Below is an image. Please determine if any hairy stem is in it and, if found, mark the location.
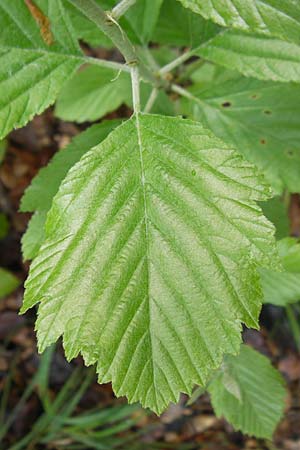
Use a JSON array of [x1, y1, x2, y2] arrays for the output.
[[67, 0, 158, 85], [85, 56, 130, 72], [112, 0, 137, 19]]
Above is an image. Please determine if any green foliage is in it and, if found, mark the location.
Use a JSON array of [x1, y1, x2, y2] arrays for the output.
[[1, 0, 298, 436], [152, 0, 220, 46], [55, 66, 130, 123], [0, 0, 84, 139], [21, 121, 121, 259], [259, 196, 289, 240], [260, 238, 300, 306], [177, 0, 300, 45], [22, 115, 277, 413], [208, 345, 286, 439], [181, 67, 300, 192], [22, 211, 47, 261], [0, 268, 20, 299], [198, 31, 300, 83]]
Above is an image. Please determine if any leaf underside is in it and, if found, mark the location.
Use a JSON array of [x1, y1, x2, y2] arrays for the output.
[[22, 115, 277, 414]]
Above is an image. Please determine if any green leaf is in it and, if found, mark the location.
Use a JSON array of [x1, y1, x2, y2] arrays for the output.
[[55, 66, 174, 123], [65, 0, 113, 48], [260, 238, 300, 306], [259, 196, 289, 240], [152, 0, 220, 46], [55, 66, 131, 123], [21, 120, 121, 213], [23, 115, 277, 414], [198, 31, 300, 83], [124, 0, 163, 44], [0, 268, 20, 298], [0, 0, 83, 140], [180, 70, 300, 192], [177, 0, 300, 45], [208, 345, 286, 439], [22, 211, 47, 261]]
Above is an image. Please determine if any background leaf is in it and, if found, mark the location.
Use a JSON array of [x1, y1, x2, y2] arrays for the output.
[[0, 0, 83, 140], [177, 0, 300, 45], [198, 31, 300, 83], [152, 1, 220, 46], [261, 238, 300, 306], [23, 115, 277, 414], [208, 344, 286, 439], [180, 67, 300, 192], [55, 66, 130, 123], [0, 268, 20, 299]]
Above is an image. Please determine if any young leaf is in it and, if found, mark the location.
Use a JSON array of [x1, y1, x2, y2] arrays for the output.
[[0, 0, 83, 140], [260, 238, 300, 306], [177, 0, 300, 45], [181, 71, 300, 193], [55, 66, 131, 123], [22, 115, 277, 414], [0, 268, 20, 298], [208, 345, 286, 439], [198, 31, 300, 83]]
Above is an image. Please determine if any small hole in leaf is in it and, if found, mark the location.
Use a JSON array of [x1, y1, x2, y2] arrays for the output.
[[251, 94, 258, 99], [222, 101, 231, 108], [191, 169, 196, 176], [264, 110, 272, 115], [260, 139, 266, 145]]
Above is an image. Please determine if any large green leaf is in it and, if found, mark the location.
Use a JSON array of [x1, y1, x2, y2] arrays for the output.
[[177, 0, 300, 45], [208, 344, 286, 439], [21, 121, 121, 260], [22, 115, 277, 414], [260, 238, 300, 306], [0, 0, 83, 140], [198, 31, 300, 83], [181, 69, 300, 192]]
